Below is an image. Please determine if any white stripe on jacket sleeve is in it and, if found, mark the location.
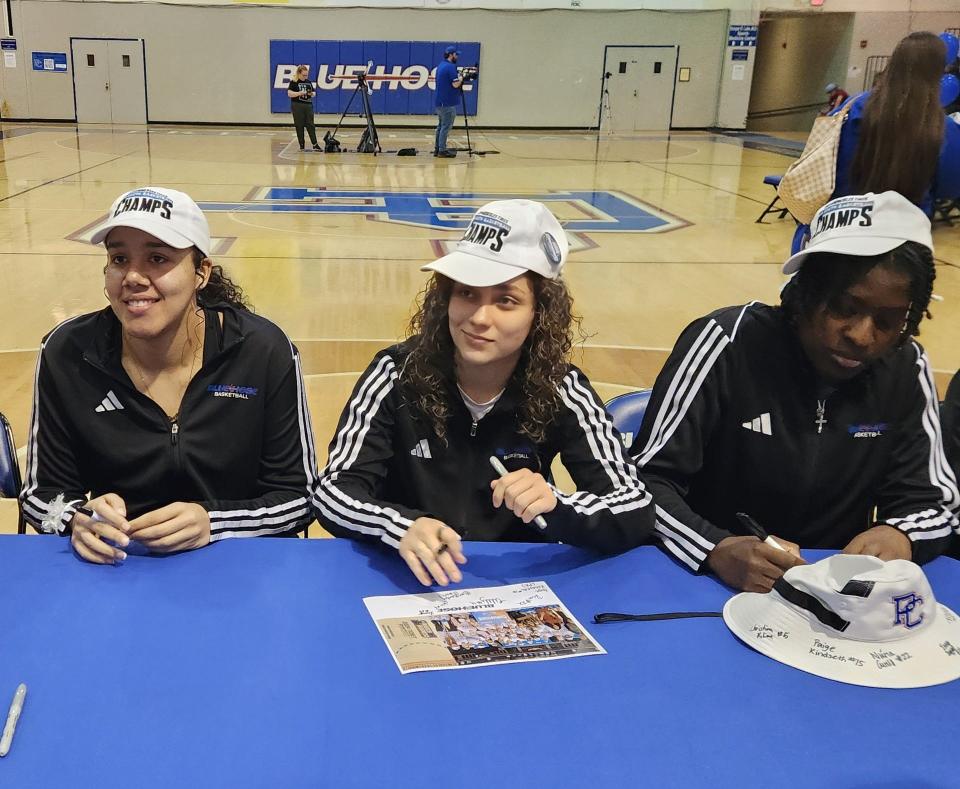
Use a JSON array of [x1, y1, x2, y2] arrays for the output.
[[313, 356, 413, 546]]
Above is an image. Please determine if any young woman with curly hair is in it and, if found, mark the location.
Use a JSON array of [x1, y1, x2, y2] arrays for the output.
[[314, 200, 655, 586], [20, 187, 317, 563]]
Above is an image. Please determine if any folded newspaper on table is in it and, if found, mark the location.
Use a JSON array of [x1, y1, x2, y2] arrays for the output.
[[364, 581, 605, 674]]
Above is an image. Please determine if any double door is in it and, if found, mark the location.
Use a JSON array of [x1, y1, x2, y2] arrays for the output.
[[603, 46, 677, 132], [72, 39, 146, 124]]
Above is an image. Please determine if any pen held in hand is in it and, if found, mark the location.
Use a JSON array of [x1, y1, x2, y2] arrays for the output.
[[489, 456, 548, 530], [735, 512, 787, 553], [0, 683, 27, 758]]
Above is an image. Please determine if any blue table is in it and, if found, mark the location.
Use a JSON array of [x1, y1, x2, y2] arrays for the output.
[[1, 537, 957, 788]]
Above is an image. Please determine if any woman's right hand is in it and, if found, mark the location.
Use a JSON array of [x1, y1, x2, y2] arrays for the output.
[[398, 518, 467, 587], [70, 493, 131, 565]]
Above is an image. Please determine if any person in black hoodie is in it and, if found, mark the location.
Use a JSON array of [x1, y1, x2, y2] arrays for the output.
[[313, 200, 655, 587], [20, 187, 317, 563], [633, 191, 959, 592]]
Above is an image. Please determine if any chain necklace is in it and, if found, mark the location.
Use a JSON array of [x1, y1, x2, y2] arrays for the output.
[[126, 319, 203, 421], [815, 399, 828, 435]]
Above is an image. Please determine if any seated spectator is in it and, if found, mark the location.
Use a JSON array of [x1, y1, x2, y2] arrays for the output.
[[833, 31, 960, 216]]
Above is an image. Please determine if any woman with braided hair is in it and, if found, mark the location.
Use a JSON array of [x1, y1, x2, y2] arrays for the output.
[[632, 192, 959, 592], [313, 200, 656, 587]]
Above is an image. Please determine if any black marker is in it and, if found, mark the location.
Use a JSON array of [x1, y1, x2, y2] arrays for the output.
[[735, 512, 786, 552]]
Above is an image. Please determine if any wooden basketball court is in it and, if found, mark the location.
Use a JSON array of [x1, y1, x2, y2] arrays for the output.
[[2, 121, 958, 533]]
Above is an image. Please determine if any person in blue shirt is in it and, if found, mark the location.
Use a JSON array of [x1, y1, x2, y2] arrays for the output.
[[434, 46, 463, 158], [833, 31, 960, 217]]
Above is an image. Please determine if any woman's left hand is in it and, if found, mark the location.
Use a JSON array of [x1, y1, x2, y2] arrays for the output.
[[490, 469, 557, 524], [127, 502, 212, 553], [842, 525, 912, 561]]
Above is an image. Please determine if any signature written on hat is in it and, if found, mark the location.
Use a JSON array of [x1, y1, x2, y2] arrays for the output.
[[723, 554, 960, 688]]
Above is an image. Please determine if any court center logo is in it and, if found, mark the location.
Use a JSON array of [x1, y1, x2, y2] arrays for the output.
[[69, 190, 690, 250], [200, 189, 689, 239]]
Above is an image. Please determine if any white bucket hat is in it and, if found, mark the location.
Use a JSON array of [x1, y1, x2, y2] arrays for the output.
[[723, 554, 960, 688], [422, 199, 568, 287], [90, 187, 211, 257], [782, 191, 932, 275]]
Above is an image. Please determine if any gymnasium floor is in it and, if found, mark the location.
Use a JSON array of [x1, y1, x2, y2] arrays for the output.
[[2, 121, 958, 534]]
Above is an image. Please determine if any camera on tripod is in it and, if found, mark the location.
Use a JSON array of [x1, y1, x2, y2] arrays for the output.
[[459, 66, 479, 82]]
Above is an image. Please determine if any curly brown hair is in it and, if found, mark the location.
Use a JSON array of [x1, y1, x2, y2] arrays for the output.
[[191, 248, 251, 311], [401, 273, 583, 445]]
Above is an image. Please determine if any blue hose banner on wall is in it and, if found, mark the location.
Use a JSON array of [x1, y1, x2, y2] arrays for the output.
[[269, 40, 481, 116]]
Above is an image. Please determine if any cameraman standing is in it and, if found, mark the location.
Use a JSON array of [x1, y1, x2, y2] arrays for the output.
[[434, 46, 463, 158], [287, 64, 320, 152]]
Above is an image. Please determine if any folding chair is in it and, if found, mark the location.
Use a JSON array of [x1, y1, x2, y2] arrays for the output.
[[933, 198, 960, 226], [0, 412, 26, 534], [604, 390, 652, 452], [756, 175, 791, 223]]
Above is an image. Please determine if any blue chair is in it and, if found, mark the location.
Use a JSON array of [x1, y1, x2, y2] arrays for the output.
[[791, 223, 810, 256], [605, 389, 652, 451], [0, 412, 25, 535], [756, 175, 791, 223]]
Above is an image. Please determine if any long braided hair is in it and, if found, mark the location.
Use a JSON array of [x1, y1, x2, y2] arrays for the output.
[[780, 241, 935, 342]]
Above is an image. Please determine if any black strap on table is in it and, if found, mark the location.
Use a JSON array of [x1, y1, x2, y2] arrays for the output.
[[593, 611, 722, 624], [773, 577, 850, 632]]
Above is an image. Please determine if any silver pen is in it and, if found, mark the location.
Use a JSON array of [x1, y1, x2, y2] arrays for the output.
[[489, 456, 548, 530], [0, 683, 27, 757]]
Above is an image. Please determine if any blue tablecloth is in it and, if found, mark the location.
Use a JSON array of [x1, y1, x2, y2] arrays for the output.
[[0, 536, 957, 788]]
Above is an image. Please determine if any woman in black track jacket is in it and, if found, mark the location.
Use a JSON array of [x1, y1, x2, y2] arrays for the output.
[[633, 192, 959, 592], [314, 200, 655, 586], [20, 188, 316, 563]]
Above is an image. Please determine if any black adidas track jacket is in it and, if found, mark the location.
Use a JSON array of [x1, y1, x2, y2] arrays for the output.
[[632, 303, 959, 572], [313, 343, 655, 553], [20, 306, 317, 539]]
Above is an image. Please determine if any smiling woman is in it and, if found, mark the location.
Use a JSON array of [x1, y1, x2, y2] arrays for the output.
[[313, 199, 657, 587], [18, 187, 318, 564]]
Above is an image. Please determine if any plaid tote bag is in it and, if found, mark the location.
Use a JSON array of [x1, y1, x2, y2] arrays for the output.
[[777, 100, 854, 224]]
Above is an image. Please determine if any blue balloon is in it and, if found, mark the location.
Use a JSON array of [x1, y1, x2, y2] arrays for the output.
[[942, 74, 960, 107], [941, 32, 959, 66]]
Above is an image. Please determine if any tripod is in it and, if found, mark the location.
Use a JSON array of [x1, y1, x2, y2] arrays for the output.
[[454, 73, 496, 157], [593, 70, 614, 160], [596, 71, 613, 132], [324, 72, 381, 155]]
